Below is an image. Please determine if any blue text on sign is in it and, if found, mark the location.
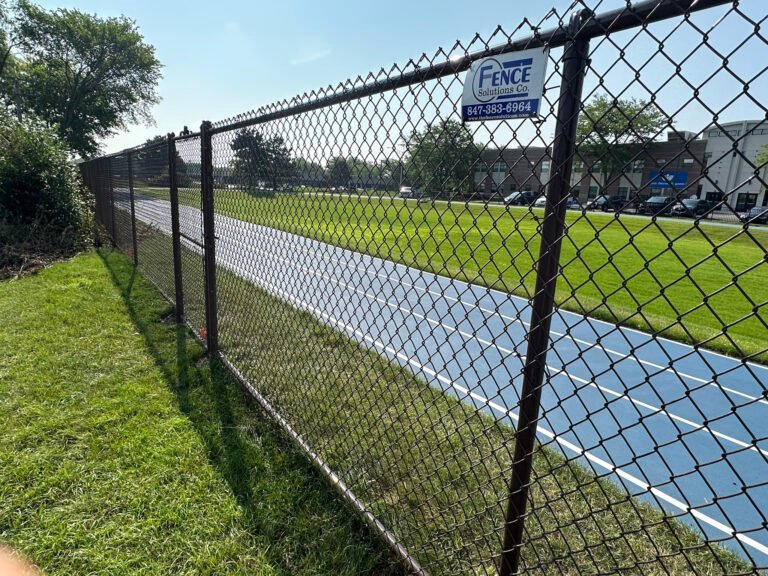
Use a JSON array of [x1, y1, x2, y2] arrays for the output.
[[478, 58, 533, 88]]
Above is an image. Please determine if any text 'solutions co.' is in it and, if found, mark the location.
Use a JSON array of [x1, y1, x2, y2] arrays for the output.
[[461, 47, 549, 121]]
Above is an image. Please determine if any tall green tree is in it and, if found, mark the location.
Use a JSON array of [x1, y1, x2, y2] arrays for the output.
[[133, 135, 191, 187], [756, 144, 768, 195], [230, 128, 293, 192], [294, 157, 324, 185], [326, 157, 351, 189], [404, 119, 479, 196], [576, 94, 668, 191], [2, 1, 161, 157]]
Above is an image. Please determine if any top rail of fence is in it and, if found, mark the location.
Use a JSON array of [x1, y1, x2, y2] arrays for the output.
[[207, 0, 733, 135]]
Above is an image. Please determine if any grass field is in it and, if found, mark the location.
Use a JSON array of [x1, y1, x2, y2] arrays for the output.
[[0, 251, 402, 575], [137, 186, 768, 361], [125, 228, 750, 575]]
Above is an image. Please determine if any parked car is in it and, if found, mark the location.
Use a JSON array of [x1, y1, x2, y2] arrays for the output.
[[503, 191, 537, 206], [669, 198, 714, 218], [399, 186, 423, 199], [740, 206, 768, 224], [586, 194, 624, 212], [566, 197, 582, 210], [638, 195, 676, 215], [533, 195, 547, 208]]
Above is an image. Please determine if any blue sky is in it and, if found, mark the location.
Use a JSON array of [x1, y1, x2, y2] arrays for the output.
[[35, 0, 766, 154]]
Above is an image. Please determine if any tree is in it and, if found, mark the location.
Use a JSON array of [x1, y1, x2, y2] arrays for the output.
[[576, 94, 668, 192], [757, 144, 768, 194], [0, 113, 86, 226], [377, 158, 405, 191], [0, 1, 18, 79], [230, 128, 293, 192], [1, 2, 161, 157], [133, 135, 190, 187], [294, 157, 324, 186], [404, 119, 479, 196], [326, 157, 351, 189]]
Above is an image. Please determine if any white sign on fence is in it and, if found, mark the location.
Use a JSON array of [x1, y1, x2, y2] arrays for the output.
[[461, 47, 549, 121]]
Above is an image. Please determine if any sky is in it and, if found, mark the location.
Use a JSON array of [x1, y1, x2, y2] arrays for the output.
[[34, 0, 767, 156]]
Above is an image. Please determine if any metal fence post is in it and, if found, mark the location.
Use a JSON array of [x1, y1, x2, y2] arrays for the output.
[[127, 151, 139, 265], [168, 134, 186, 323], [107, 157, 116, 242], [200, 120, 219, 354], [499, 11, 591, 576]]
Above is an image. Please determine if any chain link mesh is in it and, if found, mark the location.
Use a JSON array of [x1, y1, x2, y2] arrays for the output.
[[81, 1, 768, 573]]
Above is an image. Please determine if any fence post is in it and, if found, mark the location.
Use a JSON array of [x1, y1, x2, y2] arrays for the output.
[[127, 151, 139, 265], [168, 134, 186, 323], [200, 121, 219, 354], [108, 157, 116, 242], [499, 10, 591, 576]]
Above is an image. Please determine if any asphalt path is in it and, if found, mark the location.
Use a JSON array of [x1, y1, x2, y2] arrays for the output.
[[119, 191, 768, 565]]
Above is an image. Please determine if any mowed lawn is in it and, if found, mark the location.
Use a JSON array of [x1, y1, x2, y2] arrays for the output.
[[138, 187, 768, 361], [0, 251, 401, 575]]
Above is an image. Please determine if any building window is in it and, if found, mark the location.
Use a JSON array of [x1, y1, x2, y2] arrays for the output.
[[492, 161, 507, 174], [682, 158, 694, 165], [570, 187, 580, 197], [703, 152, 713, 165], [475, 162, 492, 176], [573, 159, 584, 172], [541, 160, 551, 172], [706, 192, 724, 206], [656, 159, 666, 165], [523, 183, 533, 192], [736, 193, 758, 212], [631, 160, 645, 173], [709, 128, 740, 138], [588, 186, 599, 199], [752, 128, 768, 135], [618, 186, 630, 199]]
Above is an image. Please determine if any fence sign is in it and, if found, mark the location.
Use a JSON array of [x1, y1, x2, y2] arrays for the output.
[[461, 47, 548, 121]]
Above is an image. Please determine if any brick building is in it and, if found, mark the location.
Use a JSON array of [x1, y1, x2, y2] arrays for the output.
[[475, 131, 708, 204]]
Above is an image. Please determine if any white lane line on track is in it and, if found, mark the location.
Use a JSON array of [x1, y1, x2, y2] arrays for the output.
[[225, 224, 768, 459]]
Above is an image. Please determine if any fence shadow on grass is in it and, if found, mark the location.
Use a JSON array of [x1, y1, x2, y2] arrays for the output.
[[96, 246, 405, 576]]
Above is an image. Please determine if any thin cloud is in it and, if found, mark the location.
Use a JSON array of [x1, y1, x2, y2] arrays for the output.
[[291, 48, 331, 66]]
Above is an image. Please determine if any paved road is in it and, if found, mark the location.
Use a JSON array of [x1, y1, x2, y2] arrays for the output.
[[120, 191, 768, 565]]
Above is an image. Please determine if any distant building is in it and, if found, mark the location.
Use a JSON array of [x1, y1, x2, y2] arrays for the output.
[[473, 146, 550, 198], [566, 131, 706, 203], [701, 120, 768, 212], [475, 123, 768, 212], [475, 133, 708, 203]]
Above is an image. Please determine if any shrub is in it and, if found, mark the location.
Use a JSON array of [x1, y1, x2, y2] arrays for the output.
[[0, 114, 92, 274]]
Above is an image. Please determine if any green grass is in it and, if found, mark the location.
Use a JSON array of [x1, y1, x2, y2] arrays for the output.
[[128, 229, 750, 575], [0, 250, 403, 575], [136, 186, 768, 362]]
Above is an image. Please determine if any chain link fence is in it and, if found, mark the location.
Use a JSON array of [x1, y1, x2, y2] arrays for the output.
[[80, 1, 768, 573]]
